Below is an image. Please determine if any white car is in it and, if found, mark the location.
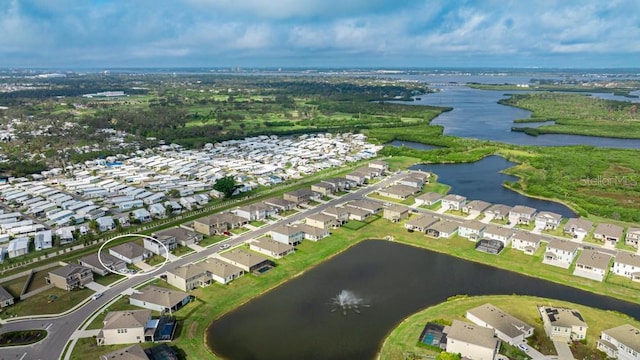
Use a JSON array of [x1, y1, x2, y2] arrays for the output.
[[92, 293, 103, 300], [517, 343, 530, 352], [219, 244, 230, 250]]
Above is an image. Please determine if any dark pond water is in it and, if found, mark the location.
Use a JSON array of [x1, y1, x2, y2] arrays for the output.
[[385, 140, 440, 150], [208, 240, 639, 360], [410, 155, 575, 218], [414, 86, 640, 148]]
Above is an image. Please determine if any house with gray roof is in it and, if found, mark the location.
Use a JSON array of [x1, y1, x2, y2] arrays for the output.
[[445, 320, 500, 360], [270, 225, 304, 246], [152, 227, 203, 247], [346, 199, 382, 214], [109, 242, 152, 264], [383, 204, 410, 222], [538, 306, 587, 342], [129, 285, 191, 314], [485, 204, 512, 221], [594, 223, 624, 245], [611, 252, 640, 282], [305, 213, 337, 229], [97, 310, 155, 345], [311, 182, 336, 196], [283, 188, 318, 204], [199, 258, 244, 285], [573, 249, 612, 282], [564, 218, 593, 240], [99, 344, 150, 360], [249, 238, 295, 259], [483, 225, 514, 247], [625, 227, 640, 248], [79, 252, 127, 276], [466, 303, 534, 345], [321, 206, 350, 225], [462, 200, 492, 214], [509, 205, 537, 225], [535, 211, 563, 230], [404, 214, 439, 233], [263, 197, 297, 211], [46, 264, 93, 291], [166, 263, 210, 291], [543, 239, 579, 269], [597, 324, 640, 360], [511, 230, 543, 255], [377, 184, 419, 200], [218, 249, 271, 273], [426, 221, 459, 238], [300, 224, 330, 241], [415, 192, 443, 207], [441, 194, 466, 211], [0, 286, 14, 308], [458, 220, 486, 241]]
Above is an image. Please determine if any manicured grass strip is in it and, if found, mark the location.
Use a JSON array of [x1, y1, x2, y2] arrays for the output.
[[0, 330, 48, 347]]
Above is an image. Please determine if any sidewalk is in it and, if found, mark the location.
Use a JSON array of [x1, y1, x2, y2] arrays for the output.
[[70, 329, 101, 340]]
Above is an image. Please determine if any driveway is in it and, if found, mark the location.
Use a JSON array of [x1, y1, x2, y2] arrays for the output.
[[480, 213, 494, 224], [553, 341, 575, 360], [465, 210, 480, 220], [84, 281, 109, 293], [188, 243, 205, 252], [134, 261, 155, 272]]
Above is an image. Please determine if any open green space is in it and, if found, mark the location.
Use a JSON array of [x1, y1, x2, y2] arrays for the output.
[[93, 273, 125, 286], [172, 245, 195, 257], [378, 294, 640, 360], [0, 287, 93, 319]]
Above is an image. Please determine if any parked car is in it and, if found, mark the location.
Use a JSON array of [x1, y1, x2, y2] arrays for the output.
[[517, 343, 530, 352], [223, 231, 232, 236], [92, 293, 103, 300]]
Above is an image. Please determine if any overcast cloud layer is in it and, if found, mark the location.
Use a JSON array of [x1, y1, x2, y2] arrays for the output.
[[1, 0, 638, 68]]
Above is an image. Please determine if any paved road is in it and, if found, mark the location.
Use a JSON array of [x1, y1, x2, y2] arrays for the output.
[[0, 172, 404, 360]]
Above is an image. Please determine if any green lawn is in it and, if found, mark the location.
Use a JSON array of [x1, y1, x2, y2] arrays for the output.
[[0, 288, 93, 319], [378, 294, 640, 360], [229, 227, 249, 235], [172, 245, 195, 257], [249, 220, 267, 227], [93, 274, 125, 286], [2, 276, 27, 298], [280, 209, 299, 217], [69, 338, 160, 360], [199, 235, 228, 247], [145, 254, 167, 267], [85, 295, 149, 330], [342, 220, 369, 231]]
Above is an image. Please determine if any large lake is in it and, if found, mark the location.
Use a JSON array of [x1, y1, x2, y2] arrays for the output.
[[410, 155, 576, 217], [208, 240, 639, 360], [408, 85, 640, 148]]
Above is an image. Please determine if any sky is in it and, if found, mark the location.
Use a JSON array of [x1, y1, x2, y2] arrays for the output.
[[1, 0, 639, 69]]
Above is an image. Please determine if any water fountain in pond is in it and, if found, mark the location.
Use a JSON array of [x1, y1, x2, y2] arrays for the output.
[[331, 290, 369, 315]]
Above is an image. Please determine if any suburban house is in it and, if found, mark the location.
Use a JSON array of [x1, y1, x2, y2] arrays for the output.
[[462, 200, 492, 215], [109, 242, 152, 264], [0, 286, 15, 308], [368, 160, 389, 171], [151, 227, 203, 247], [7, 237, 29, 258], [597, 324, 640, 360], [345, 171, 367, 186], [444, 320, 501, 360], [300, 224, 330, 241], [509, 205, 537, 225], [573, 249, 612, 282], [283, 188, 318, 204], [249, 238, 295, 259], [543, 239, 579, 269], [321, 206, 350, 225], [377, 184, 419, 200], [511, 230, 542, 255], [441, 194, 466, 211], [218, 249, 272, 273], [305, 213, 337, 229], [96, 216, 116, 232], [539, 306, 588, 342], [322, 177, 353, 191], [594, 223, 625, 245], [46, 264, 94, 291], [233, 202, 275, 221], [96, 310, 174, 345], [98, 343, 180, 360], [485, 204, 512, 221], [144, 235, 177, 256], [347, 206, 372, 221], [270, 225, 305, 246], [383, 204, 410, 222], [626, 227, 640, 248], [415, 192, 443, 207], [458, 220, 486, 241], [426, 221, 459, 238], [396, 171, 429, 188], [611, 252, 640, 282], [563, 218, 594, 240], [166, 263, 210, 291], [263, 197, 297, 211], [34, 230, 53, 251], [193, 213, 247, 236], [534, 211, 563, 230], [483, 225, 514, 247], [78, 253, 127, 276], [405, 214, 440, 233], [131, 208, 152, 223], [199, 258, 244, 285], [346, 199, 382, 214], [129, 285, 191, 314], [311, 182, 336, 196], [148, 203, 167, 218], [466, 303, 534, 345]]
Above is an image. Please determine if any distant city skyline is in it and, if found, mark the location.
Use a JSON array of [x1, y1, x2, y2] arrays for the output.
[[1, 0, 639, 68]]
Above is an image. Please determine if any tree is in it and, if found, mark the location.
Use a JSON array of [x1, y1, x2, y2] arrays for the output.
[[214, 176, 236, 198]]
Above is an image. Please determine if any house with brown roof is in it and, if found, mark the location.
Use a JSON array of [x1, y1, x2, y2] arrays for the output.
[[626, 227, 640, 248], [311, 182, 336, 196], [345, 170, 368, 185], [462, 200, 492, 214], [377, 184, 419, 200], [509, 205, 537, 225], [233, 202, 276, 221], [444, 320, 501, 360], [249, 238, 295, 259], [396, 171, 430, 188], [109, 242, 152, 264], [263, 197, 297, 211], [483, 225, 513, 247], [283, 188, 318, 204], [485, 204, 512, 221], [466, 303, 534, 345], [511, 230, 542, 255], [79, 252, 127, 276], [321, 177, 354, 191], [441, 194, 466, 211], [129, 286, 191, 314], [96, 310, 160, 345], [458, 220, 486, 241], [166, 263, 210, 291], [346, 206, 371, 221], [539, 306, 588, 342], [573, 249, 612, 282], [594, 223, 624, 245], [193, 213, 247, 236], [535, 211, 563, 230], [0, 286, 14, 308], [270, 225, 304, 245], [611, 252, 640, 282], [368, 160, 388, 171], [596, 324, 640, 360], [46, 264, 94, 291], [426, 221, 459, 238], [151, 227, 203, 247], [346, 199, 382, 214], [321, 206, 350, 225], [305, 213, 337, 230], [218, 249, 272, 273], [543, 239, 579, 269], [404, 214, 439, 233], [415, 192, 443, 207], [300, 224, 330, 241], [383, 204, 410, 222], [99, 344, 150, 360], [199, 258, 244, 285], [563, 218, 593, 240]]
